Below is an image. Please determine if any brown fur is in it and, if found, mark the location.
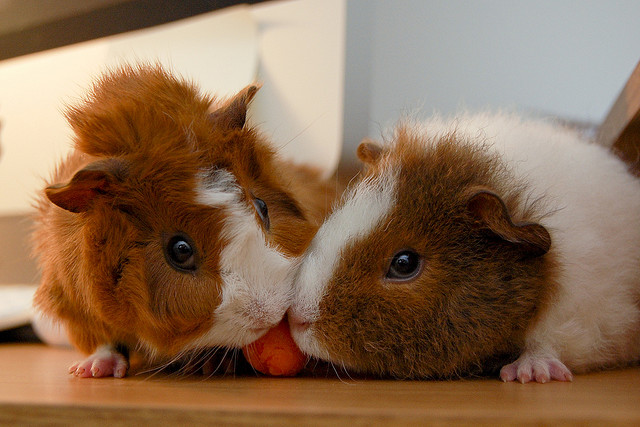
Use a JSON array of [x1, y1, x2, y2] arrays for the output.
[[315, 125, 557, 378], [32, 64, 337, 359]]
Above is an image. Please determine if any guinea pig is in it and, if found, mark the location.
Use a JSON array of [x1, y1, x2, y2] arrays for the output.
[[32, 64, 336, 378], [289, 112, 640, 383]]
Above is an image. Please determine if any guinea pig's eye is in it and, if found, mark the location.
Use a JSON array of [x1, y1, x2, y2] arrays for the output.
[[252, 197, 270, 230], [385, 250, 423, 282], [164, 234, 198, 272]]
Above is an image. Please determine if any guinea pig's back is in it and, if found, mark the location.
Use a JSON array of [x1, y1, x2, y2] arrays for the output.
[[422, 112, 640, 370]]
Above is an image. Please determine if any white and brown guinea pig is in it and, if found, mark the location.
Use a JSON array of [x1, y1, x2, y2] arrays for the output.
[[289, 112, 640, 383], [33, 64, 336, 378]]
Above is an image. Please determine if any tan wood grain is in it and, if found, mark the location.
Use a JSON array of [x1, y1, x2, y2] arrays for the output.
[[0, 344, 638, 426], [598, 60, 640, 171]]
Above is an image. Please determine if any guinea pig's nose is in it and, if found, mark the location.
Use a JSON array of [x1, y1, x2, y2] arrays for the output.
[[287, 310, 311, 333]]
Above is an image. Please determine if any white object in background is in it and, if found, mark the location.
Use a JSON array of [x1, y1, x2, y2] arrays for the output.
[[0, 284, 38, 331], [104, 5, 258, 98], [0, 5, 258, 216], [31, 310, 71, 347], [250, 0, 345, 178]]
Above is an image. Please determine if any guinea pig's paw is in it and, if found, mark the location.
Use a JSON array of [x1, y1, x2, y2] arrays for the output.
[[500, 354, 573, 384], [69, 345, 129, 378]]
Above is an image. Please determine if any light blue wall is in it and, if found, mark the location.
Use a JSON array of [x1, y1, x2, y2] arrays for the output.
[[341, 0, 640, 168]]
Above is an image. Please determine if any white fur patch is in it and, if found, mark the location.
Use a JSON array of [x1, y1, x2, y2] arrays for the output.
[[290, 163, 397, 356], [196, 168, 242, 207], [188, 169, 295, 349]]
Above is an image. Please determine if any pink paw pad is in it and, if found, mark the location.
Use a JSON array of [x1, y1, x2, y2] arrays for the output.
[[69, 346, 129, 378], [500, 355, 573, 383]]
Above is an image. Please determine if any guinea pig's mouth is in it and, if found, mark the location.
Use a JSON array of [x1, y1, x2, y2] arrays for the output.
[[245, 316, 285, 339], [186, 316, 282, 350], [287, 311, 330, 361], [247, 325, 271, 336], [287, 311, 360, 370], [288, 312, 311, 334]]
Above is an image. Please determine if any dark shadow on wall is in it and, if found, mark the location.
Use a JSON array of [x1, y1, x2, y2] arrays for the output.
[[0, 0, 267, 61]]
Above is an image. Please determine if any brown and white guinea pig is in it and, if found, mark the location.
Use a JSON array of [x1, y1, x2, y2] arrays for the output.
[[289, 112, 640, 383], [32, 64, 336, 378]]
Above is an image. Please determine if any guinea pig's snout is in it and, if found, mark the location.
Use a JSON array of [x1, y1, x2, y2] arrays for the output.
[[287, 263, 325, 346], [287, 309, 311, 333], [244, 299, 284, 332], [287, 304, 327, 359]]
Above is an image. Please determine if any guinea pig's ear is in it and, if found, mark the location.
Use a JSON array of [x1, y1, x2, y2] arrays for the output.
[[209, 84, 260, 130], [466, 190, 551, 258], [45, 158, 127, 213], [357, 139, 383, 165]]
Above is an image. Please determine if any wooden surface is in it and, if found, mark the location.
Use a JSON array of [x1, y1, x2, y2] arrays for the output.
[[597, 60, 640, 170], [0, 344, 638, 426]]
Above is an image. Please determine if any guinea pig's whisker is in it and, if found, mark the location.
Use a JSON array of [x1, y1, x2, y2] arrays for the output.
[[225, 348, 237, 379], [136, 357, 178, 379], [138, 347, 206, 379], [231, 348, 242, 378], [329, 361, 349, 384], [213, 347, 233, 377], [276, 114, 324, 152], [243, 346, 260, 377], [178, 349, 205, 377], [310, 357, 322, 372], [196, 348, 218, 380], [192, 347, 213, 366], [339, 361, 356, 383]]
